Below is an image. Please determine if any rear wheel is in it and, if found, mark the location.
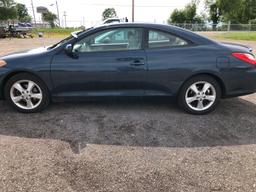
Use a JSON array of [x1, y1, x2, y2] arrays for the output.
[[178, 75, 221, 115], [5, 73, 50, 113]]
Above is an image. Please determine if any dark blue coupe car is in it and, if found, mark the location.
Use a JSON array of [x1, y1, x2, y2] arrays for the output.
[[0, 23, 256, 114]]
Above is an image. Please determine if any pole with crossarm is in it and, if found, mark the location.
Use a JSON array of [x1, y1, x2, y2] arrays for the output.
[[132, 0, 134, 22]]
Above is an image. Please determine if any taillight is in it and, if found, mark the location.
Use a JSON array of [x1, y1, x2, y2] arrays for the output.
[[232, 52, 256, 65]]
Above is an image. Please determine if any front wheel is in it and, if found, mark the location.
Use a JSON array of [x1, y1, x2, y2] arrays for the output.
[[178, 75, 221, 115], [5, 73, 50, 113]]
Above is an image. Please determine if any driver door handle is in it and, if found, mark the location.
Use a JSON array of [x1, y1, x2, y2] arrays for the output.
[[117, 57, 145, 66], [130, 59, 145, 66]]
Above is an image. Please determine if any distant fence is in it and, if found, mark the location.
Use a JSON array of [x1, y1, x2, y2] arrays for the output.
[[170, 23, 256, 32], [28, 21, 256, 32], [2, 20, 256, 32]]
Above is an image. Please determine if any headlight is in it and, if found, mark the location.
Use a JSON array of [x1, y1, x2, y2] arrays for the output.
[[0, 60, 7, 67]]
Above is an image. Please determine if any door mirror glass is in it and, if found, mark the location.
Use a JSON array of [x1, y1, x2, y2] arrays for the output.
[[65, 44, 73, 55], [65, 44, 79, 59]]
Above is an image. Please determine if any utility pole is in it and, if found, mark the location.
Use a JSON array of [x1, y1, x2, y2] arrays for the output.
[[132, 0, 134, 22], [63, 11, 67, 28], [82, 16, 85, 27], [31, 0, 36, 25], [56, 1, 61, 27]]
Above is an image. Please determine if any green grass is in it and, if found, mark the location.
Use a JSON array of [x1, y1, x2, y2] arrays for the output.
[[214, 32, 256, 41], [32, 28, 80, 38]]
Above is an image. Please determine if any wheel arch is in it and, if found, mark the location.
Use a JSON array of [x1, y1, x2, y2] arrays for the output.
[[180, 72, 226, 98], [1, 70, 50, 100]]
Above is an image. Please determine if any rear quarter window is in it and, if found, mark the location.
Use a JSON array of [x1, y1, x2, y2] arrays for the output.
[[148, 30, 188, 49]]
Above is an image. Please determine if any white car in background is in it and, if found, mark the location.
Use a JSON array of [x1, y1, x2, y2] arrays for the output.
[[102, 17, 129, 24]]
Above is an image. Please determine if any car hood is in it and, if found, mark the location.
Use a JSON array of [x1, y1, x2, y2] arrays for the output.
[[219, 42, 253, 54], [1, 46, 49, 60]]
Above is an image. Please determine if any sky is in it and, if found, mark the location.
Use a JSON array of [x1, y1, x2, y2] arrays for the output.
[[16, 0, 205, 27]]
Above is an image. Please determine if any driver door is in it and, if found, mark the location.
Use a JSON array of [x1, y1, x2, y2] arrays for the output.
[[51, 27, 147, 99]]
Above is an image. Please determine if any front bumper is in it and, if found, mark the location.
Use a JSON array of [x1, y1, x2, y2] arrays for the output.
[[0, 68, 10, 100]]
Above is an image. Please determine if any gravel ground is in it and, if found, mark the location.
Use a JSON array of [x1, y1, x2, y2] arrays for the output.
[[1, 35, 256, 192]]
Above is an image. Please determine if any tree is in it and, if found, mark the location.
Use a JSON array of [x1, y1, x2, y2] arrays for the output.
[[183, 2, 197, 23], [102, 8, 117, 21], [241, 0, 256, 23], [168, 9, 186, 24], [0, 7, 16, 20], [16, 3, 31, 22], [217, 0, 243, 23], [0, 0, 17, 21], [0, 0, 15, 7], [205, 0, 222, 30], [205, 0, 256, 25], [168, 1, 202, 24], [42, 11, 57, 28]]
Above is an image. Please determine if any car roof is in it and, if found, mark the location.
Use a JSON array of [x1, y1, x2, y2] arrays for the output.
[[97, 22, 180, 30]]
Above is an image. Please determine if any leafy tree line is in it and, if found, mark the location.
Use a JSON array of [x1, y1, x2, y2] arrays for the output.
[[102, 8, 117, 21], [168, 0, 256, 30], [205, 0, 256, 25], [42, 11, 57, 28], [168, 0, 205, 25], [0, 0, 31, 22], [0, 0, 58, 28]]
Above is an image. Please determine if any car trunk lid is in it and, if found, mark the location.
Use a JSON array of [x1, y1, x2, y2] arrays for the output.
[[219, 42, 253, 54]]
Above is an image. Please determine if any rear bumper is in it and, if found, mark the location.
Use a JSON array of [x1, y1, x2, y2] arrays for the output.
[[223, 67, 256, 97]]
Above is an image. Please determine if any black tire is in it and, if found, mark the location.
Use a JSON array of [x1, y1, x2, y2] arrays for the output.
[[4, 73, 50, 113], [178, 75, 221, 115]]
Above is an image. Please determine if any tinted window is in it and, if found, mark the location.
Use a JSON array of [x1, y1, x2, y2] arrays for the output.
[[148, 30, 188, 49], [73, 28, 143, 53]]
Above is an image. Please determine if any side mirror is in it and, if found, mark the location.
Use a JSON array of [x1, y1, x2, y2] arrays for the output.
[[65, 44, 73, 55], [65, 44, 78, 59]]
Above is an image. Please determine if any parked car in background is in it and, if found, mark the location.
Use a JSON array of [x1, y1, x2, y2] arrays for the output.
[[0, 23, 256, 114], [102, 17, 129, 24], [0, 23, 33, 38], [0, 26, 7, 38]]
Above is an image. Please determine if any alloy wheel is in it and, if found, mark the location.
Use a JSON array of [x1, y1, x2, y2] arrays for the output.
[[10, 80, 43, 110], [185, 81, 216, 111]]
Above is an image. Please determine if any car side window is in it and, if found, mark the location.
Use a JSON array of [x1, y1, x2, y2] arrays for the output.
[[148, 30, 188, 49], [73, 28, 143, 53]]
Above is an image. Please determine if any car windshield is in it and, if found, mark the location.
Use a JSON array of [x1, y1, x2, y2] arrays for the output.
[[47, 35, 74, 50], [47, 29, 92, 50]]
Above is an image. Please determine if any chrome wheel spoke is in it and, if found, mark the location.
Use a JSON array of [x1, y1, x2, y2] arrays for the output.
[[31, 93, 42, 100], [190, 84, 199, 94], [13, 95, 23, 103], [26, 99, 34, 108], [27, 81, 35, 92], [205, 95, 215, 102], [186, 96, 197, 104], [197, 100, 204, 109], [13, 83, 24, 93], [202, 83, 211, 93]]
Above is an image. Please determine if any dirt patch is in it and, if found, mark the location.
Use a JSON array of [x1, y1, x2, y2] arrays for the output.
[[0, 38, 61, 56]]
